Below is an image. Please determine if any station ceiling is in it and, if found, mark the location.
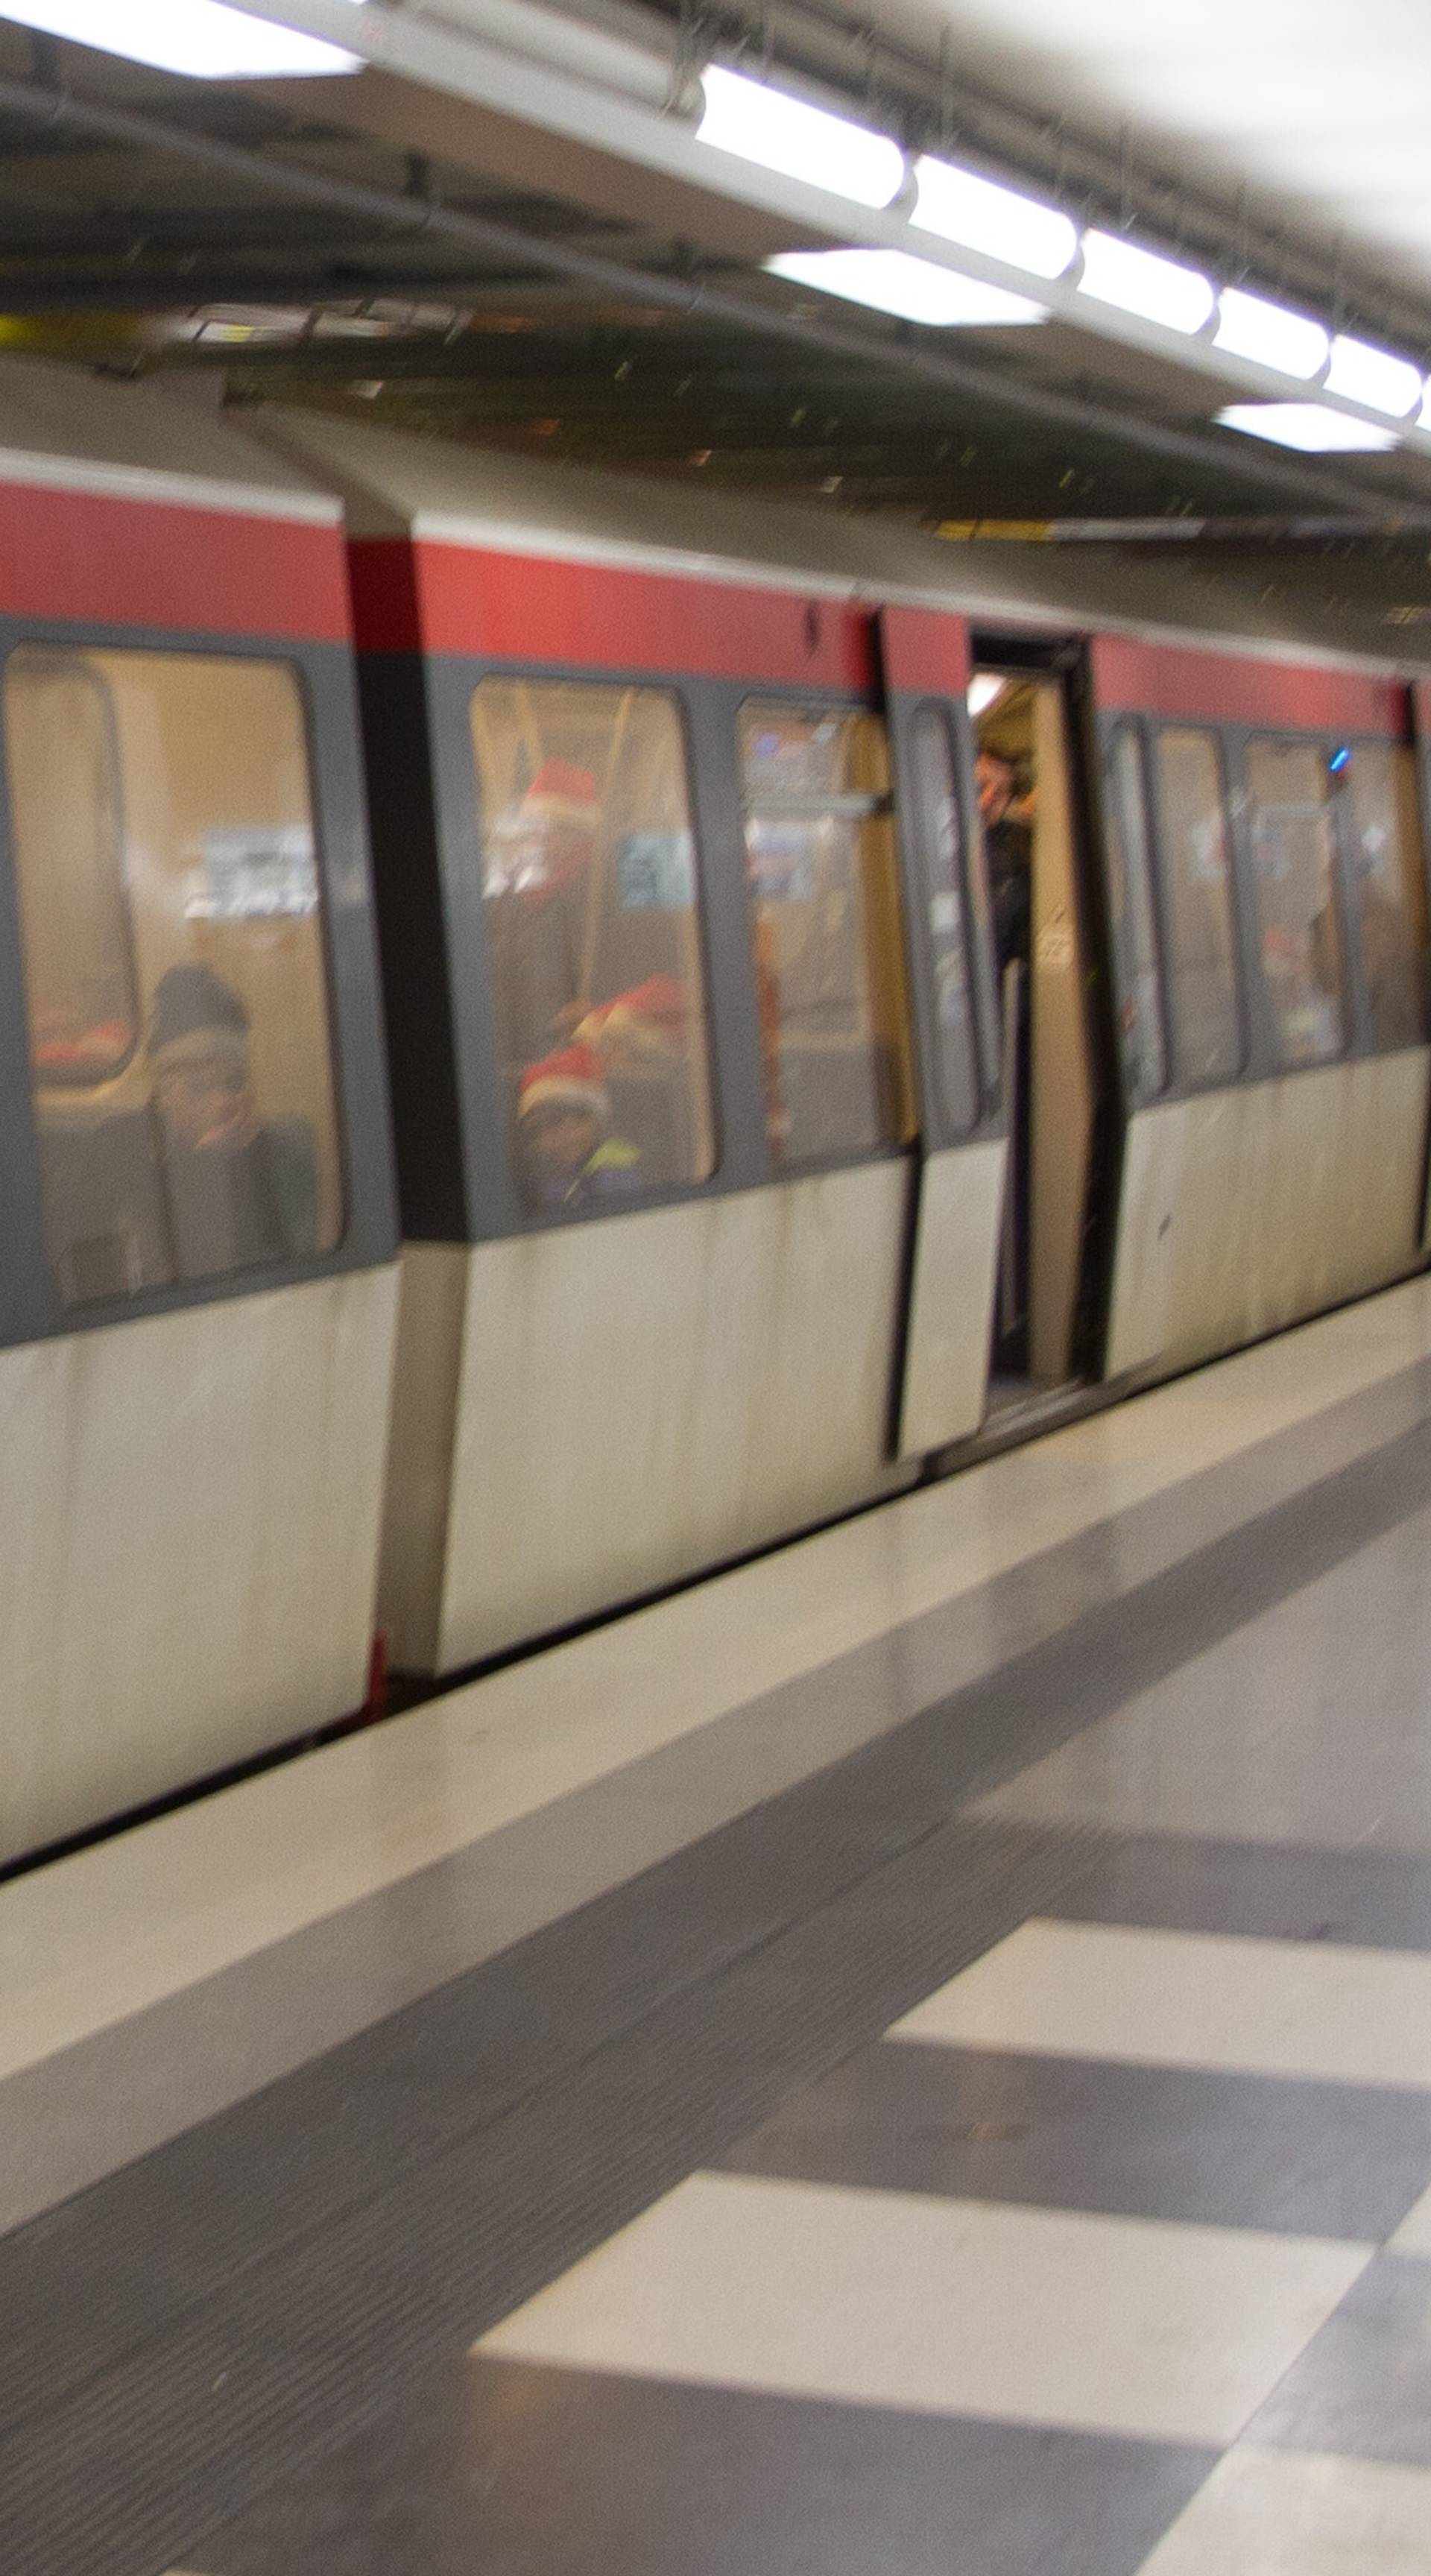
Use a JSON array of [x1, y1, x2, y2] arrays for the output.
[[1, 0, 1431, 632]]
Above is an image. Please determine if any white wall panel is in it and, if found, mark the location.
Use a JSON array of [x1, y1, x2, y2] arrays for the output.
[[380, 1165, 916, 1673], [1107, 1052, 1430, 1378], [896, 1140, 1005, 1457], [0, 1266, 398, 1863]]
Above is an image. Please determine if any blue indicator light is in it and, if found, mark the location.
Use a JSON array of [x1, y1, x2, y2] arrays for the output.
[[1329, 745, 1351, 774]]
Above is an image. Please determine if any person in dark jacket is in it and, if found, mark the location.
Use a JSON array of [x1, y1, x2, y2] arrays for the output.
[[977, 748, 1033, 976], [148, 962, 317, 1279]]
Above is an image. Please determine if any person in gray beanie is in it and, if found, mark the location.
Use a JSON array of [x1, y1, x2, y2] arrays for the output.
[[148, 963, 317, 1278]]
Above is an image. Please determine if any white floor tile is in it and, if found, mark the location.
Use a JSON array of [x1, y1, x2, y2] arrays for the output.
[[476, 2171, 1369, 2447], [1134, 2444, 1431, 2572], [891, 1921, 1431, 2091]]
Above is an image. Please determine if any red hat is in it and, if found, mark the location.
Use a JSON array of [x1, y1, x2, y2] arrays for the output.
[[519, 760, 599, 831], [517, 1044, 611, 1126]]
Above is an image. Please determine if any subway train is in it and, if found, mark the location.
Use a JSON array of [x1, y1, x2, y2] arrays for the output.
[[2, 354, 1429, 1868]]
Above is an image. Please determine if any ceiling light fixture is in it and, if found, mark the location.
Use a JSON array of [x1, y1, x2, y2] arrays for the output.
[[1324, 334, 1423, 417], [911, 157, 1077, 280], [1216, 402, 1399, 453], [967, 675, 1006, 716], [0, 0, 365, 76], [765, 247, 1047, 327], [697, 63, 905, 209], [1077, 230, 1215, 335], [1213, 287, 1328, 382]]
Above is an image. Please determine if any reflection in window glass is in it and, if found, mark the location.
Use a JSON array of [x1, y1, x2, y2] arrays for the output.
[[1105, 727, 1166, 1098], [1154, 728, 1242, 1083], [909, 706, 978, 1132], [739, 702, 914, 1161], [1338, 741, 1429, 1048], [7, 647, 342, 1309], [1245, 736, 1345, 1065], [471, 678, 714, 1215]]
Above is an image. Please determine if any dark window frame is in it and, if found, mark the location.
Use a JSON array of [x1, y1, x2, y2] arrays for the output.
[[903, 695, 988, 1137], [1326, 732, 1431, 1055], [1239, 725, 1354, 1073], [0, 614, 394, 1349], [467, 665, 724, 1225], [6, 645, 142, 1095], [1101, 716, 1172, 1106], [735, 685, 919, 1174], [1146, 717, 1249, 1090]]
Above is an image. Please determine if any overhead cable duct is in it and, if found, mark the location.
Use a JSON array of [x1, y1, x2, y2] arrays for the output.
[[0, 67, 1429, 529]]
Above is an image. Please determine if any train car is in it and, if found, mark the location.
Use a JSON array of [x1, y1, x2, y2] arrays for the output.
[[0, 362, 397, 1866], [258, 408, 1431, 1680]]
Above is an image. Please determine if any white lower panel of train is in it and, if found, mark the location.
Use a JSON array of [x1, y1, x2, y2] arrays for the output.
[[1108, 1048, 1431, 1379], [1, 1265, 399, 1866], [379, 1154, 1004, 1676]]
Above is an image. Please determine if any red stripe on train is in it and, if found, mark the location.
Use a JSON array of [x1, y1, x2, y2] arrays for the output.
[[879, 605, 970, 698], [348, 536, 879, 689], [0, 482, 350, 643], [1093, 635, 1409, 737]]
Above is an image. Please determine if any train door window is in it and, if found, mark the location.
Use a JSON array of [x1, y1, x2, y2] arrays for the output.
[[738, 701, 914, 1162], [1336, 740, 1430, 1048], [1104, 724, 1167, 1099], [471, 678, 715, 1215], [7, 645, 343, 1309], [1245, 735, 1346, 1065], [1153, 727, 1243, 1085], [908, 703, 979, 1133]]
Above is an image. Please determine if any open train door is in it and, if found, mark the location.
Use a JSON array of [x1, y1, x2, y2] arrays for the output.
[[877, 607, 1007, 1455], [963, 628, 1119, 1419]]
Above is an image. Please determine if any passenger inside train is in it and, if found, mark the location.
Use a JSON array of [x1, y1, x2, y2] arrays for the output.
[[147, 964, 319, 1279], [514, 1041, 642, 1213]]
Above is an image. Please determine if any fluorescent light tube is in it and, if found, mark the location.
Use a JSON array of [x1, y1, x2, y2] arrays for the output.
[[1324, 334, 1423, 417], [1078, 229, 1214, 334], [698, 64, 905, 210], [967, 675, 1006, 715], [765, 248, 1047, 326], [0, 0, 364, 75], [1217, 402, 1398, 452], [911, 157, 1076, 280], [1214, 288, 1328, 382]]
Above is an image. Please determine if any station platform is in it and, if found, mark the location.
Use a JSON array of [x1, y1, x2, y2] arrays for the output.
[[8, 1279, 1431, 2575]]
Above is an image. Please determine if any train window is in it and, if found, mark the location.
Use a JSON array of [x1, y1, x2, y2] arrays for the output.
[[739, 701, 915, 1161], [7, 646, 343, 1309], [471, 678, 715, 1215], [1245, 735, 1346, 1066], [1105, 725, 1167, 1099], [1336, 741, 1430, 1049], [1153, 728, 1243, 1083], [908, 704, 979, 1132]]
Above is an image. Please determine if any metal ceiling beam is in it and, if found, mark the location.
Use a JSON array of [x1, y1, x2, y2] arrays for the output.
[[0, 65, 1428, 531]]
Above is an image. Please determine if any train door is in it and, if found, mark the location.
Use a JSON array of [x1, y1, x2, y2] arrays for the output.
[[970, 640, 1101, 1409]]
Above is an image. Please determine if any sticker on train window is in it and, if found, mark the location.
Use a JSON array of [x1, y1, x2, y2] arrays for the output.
[[189, 827, 319, 921], [618, 830, 696, 910]]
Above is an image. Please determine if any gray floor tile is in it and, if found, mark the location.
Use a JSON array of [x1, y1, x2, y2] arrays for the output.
[[179, 2356, 1217, 2576], [715, 2039, 1431, 2241], [1050, 1832, 1431, 1953], [1248, 2252, 1431, 2469]]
